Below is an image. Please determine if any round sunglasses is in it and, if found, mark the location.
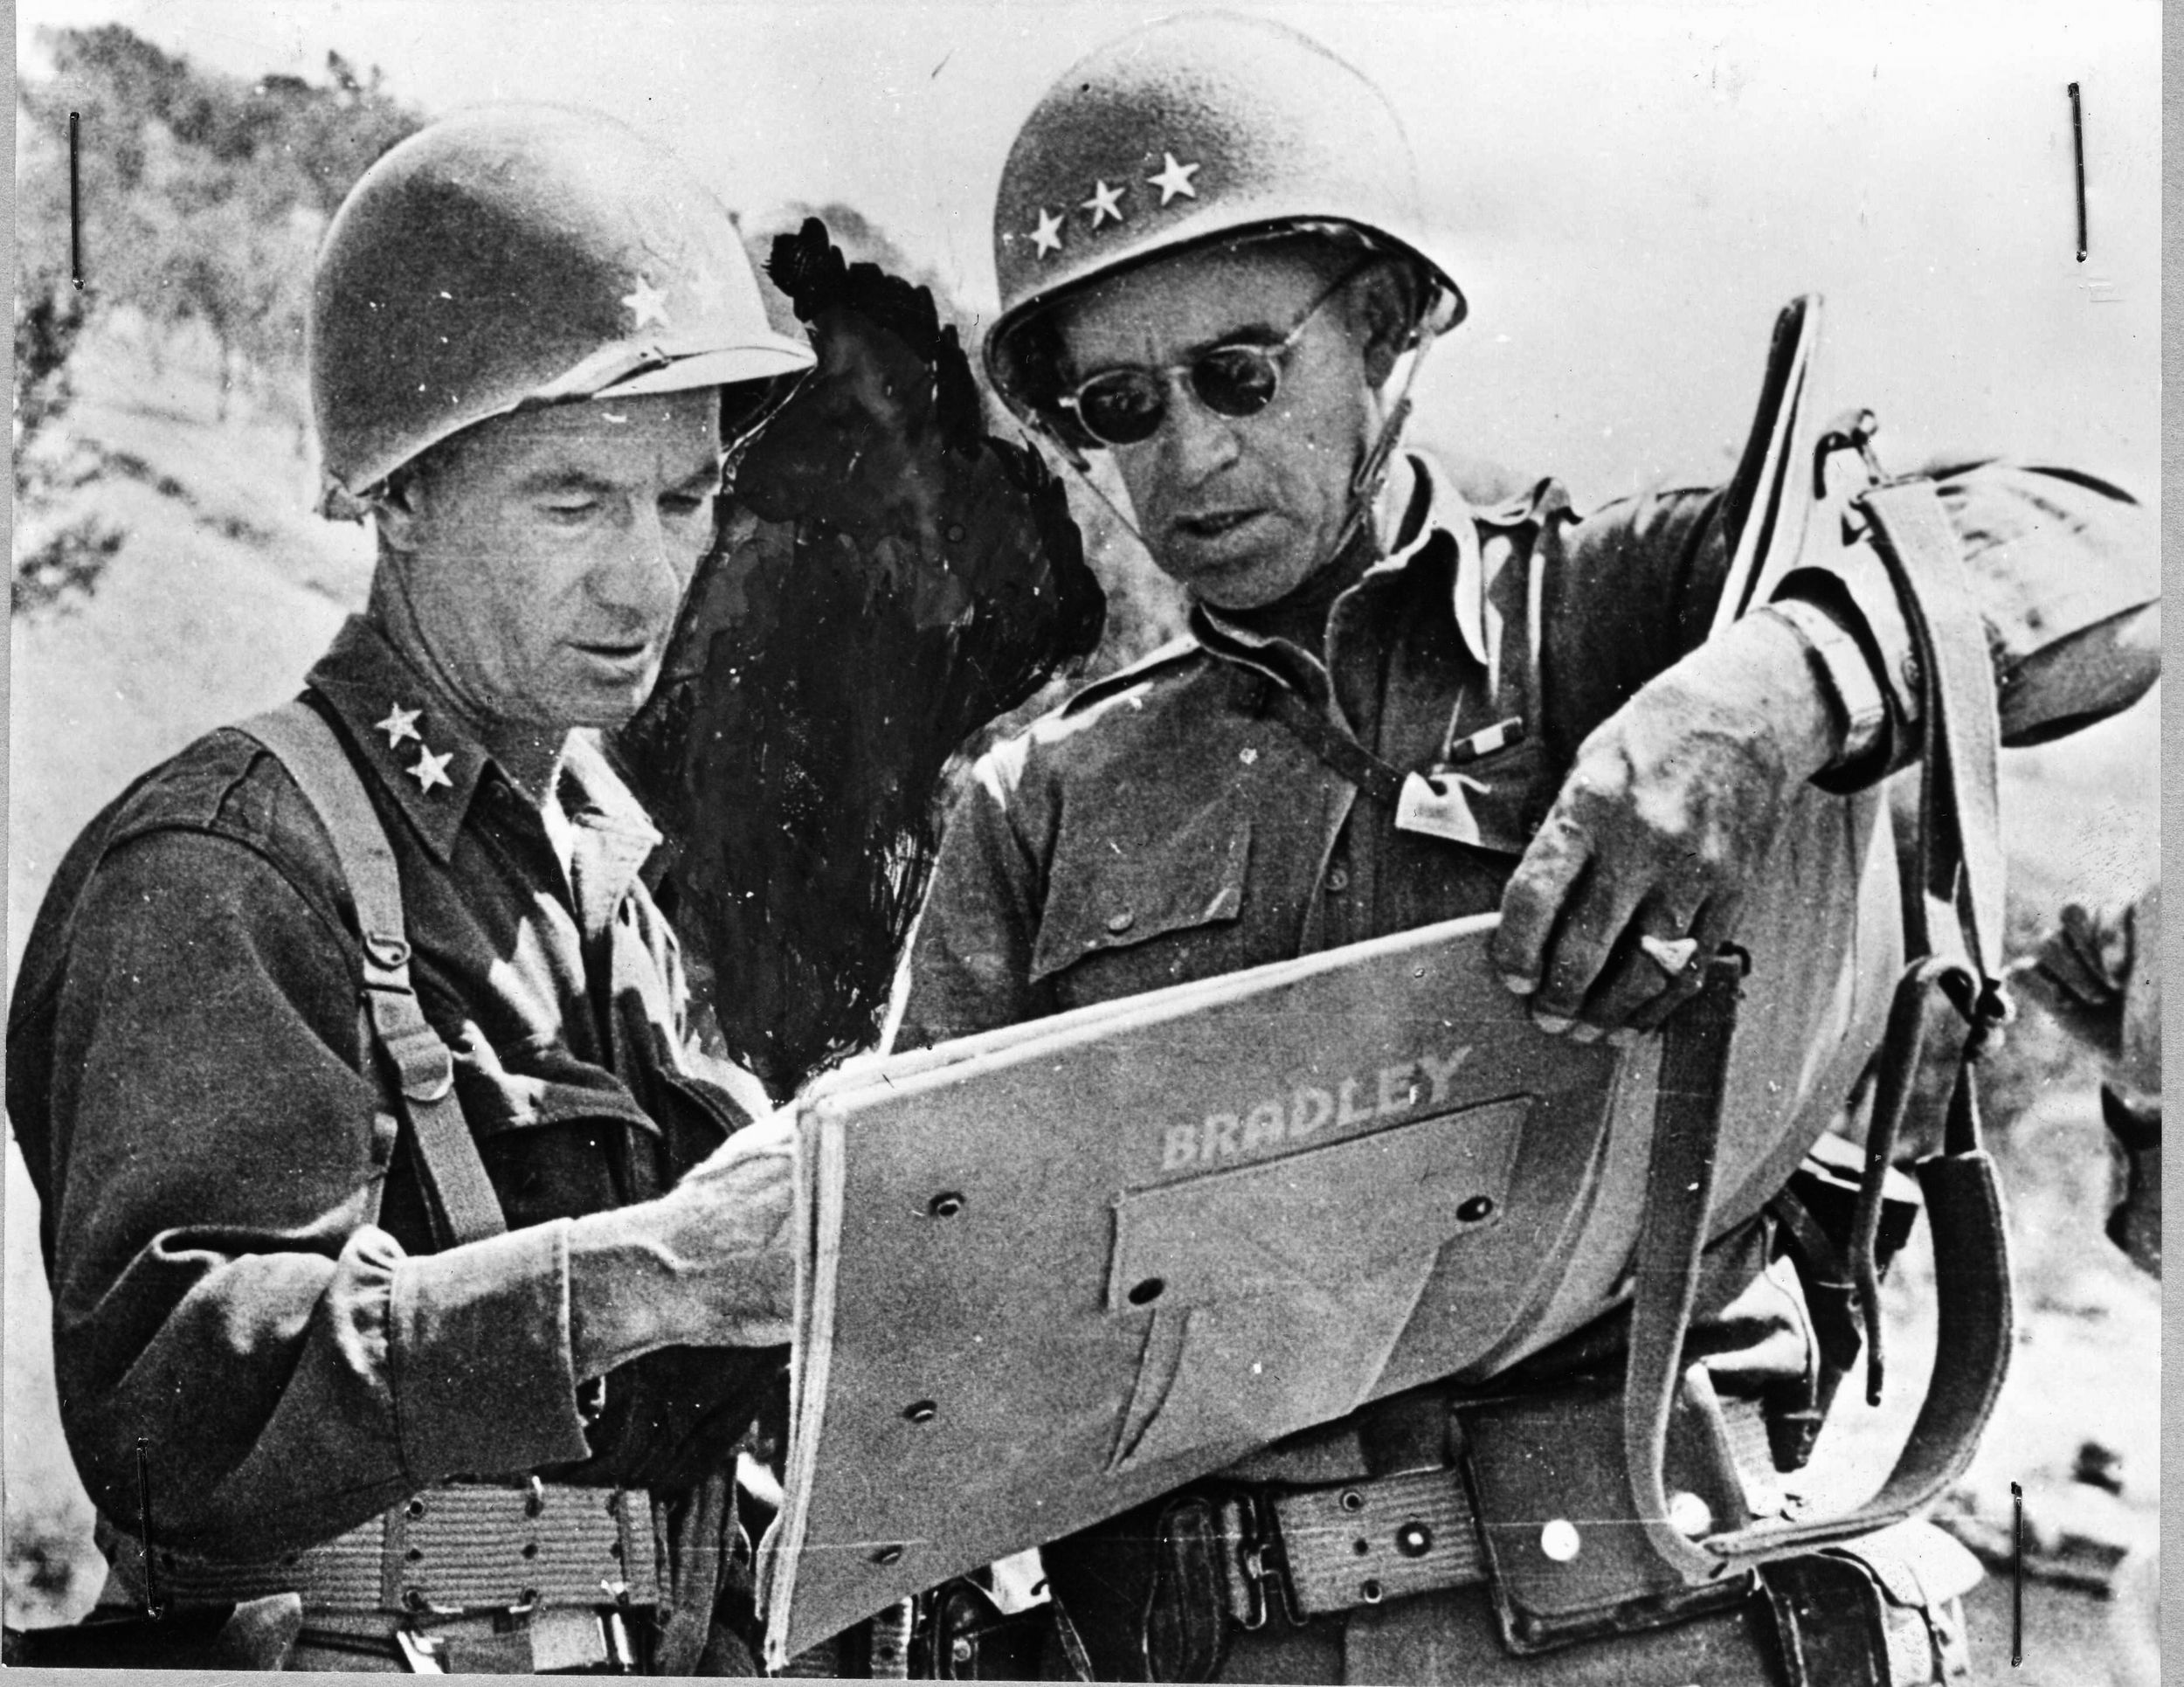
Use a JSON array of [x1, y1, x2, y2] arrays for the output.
[[1052, 263, 1370, 449]]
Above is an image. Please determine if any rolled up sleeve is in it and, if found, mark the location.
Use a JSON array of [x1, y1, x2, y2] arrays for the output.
[[390, 1221, 591, 1484], [1778, 460, 2160, 783]]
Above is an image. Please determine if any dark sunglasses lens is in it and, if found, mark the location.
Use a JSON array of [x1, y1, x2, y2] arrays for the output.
[[1191, 346, 1282, 418], [1075, 372, 1167, 446]]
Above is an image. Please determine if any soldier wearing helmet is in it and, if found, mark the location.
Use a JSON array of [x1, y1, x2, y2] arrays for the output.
[[896, 13, 2160, 1682], [9, 106, 815, 1673]]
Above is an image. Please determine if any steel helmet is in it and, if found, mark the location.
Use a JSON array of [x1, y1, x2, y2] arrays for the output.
[[985, 12, 1466, 419], [310, 103, 814, 515]]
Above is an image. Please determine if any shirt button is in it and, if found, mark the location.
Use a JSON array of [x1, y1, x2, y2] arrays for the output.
[[1326, 867, 1351, 894], [1106, 909, 1136, 934]]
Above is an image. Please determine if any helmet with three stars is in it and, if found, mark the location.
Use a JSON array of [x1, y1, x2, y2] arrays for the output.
[[984, 11, 1467, 425], [308, 103, 814, 517]]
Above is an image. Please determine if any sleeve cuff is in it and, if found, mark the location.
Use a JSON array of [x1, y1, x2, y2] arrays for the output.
[[388, 1219, 594, 1481], [1762, 598, 1889, 762], [1773, 559, 1918, 792]]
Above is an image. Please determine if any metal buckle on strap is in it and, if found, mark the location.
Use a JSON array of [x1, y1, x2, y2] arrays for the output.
[[1813, 406, 1889, 498], [384, 1596, 641, 1676], [598, 1601, 639, 1673], [1214, 1490, 1298, 1631], [392, 1626, 450, 1673], [392, 1590, 541, 1675], [359, 933, 458, 1103], [399, 1587, 540, 1622]]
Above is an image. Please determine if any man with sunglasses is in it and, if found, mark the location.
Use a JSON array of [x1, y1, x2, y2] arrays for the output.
[[8, 107, 819, 1672], [895, 13, 2159, 1684]]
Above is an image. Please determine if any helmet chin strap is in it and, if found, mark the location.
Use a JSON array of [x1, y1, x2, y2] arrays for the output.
[[1029, 320, 1441, 602], [1328, 314, 1441, 567]]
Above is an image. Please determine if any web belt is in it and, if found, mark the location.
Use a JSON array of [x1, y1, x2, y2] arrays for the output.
[[132, 1481, 658, 1615], [1208, 1396, 1778, 1626]]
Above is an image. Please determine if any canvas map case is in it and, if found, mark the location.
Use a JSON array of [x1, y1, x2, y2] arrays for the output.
[[757, 913, 1685, 1663]]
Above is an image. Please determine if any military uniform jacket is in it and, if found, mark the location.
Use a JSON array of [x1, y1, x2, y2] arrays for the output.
[[896, 452, 2158, 1396], [7, 616, 780, 1566]]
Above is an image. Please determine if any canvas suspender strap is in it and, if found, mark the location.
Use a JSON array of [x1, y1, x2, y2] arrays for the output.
[[1621, 477, 2015, 1581], [238, 700, 508, 1251]]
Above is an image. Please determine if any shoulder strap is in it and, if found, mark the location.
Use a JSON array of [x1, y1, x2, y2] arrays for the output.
[[1863, 481, 2007, 976], [238, 700, 507, 1251], [1621, 476, 2015, 1580], [1260, 684, 1407, 806]]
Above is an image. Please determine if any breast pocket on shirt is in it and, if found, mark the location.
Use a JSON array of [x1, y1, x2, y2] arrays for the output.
[[1029, 799, 1254, 1009]]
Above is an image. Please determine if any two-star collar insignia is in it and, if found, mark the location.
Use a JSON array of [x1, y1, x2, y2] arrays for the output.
[[377, 702, 453, 795], [1028, 150, 1202, 262]]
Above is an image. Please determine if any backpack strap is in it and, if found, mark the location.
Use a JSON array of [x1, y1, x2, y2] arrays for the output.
[[1621, 476, 2015, 1580], [238, 700, 507, 1251]]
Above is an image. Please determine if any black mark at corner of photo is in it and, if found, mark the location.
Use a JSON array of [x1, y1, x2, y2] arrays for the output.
[[2067, 83, 2124, 309], [70, 109, 85, 290], [2069, 81, 2087, 265], [2011, 1477, 2023, 1668]]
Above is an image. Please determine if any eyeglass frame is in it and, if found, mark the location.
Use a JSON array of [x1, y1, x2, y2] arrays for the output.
[[1047, 258, 1379, 450]]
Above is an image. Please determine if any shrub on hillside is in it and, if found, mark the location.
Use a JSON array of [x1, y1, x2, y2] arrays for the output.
[[12, 280, 124, 615]]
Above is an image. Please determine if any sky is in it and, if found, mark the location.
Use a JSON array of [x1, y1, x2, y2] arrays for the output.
[[17, 0, 2163, 506]]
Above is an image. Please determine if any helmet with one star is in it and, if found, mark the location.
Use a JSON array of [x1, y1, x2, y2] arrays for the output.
[[985, 12, 1467, 425], [308, 103, 814, 517]]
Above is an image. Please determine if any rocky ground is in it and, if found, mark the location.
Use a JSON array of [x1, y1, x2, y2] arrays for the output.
[[5, 330, 2160, 1681]]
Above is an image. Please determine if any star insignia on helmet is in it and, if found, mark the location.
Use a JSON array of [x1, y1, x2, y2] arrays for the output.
[[407, 746, 454, 795], [622, 273, 671, 333], [1081, 179, 1125, 226], [1029, 207, 1065, 259], [1147, 152, 1200, 205], [376, 702, 422, 749]]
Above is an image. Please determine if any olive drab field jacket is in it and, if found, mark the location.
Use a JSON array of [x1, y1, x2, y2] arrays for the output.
[[897, 451, 2159, 1389], [7, 615, 781, 1566]]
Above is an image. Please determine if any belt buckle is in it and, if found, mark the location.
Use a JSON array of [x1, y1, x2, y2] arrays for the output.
[[599, 1608, 638, 1674], [1219, 1491, 1303, 1631], [395, 1590, 541, 1676], [392, 1627, 448, 1673], [598, 1580, 640, 1673], [401, 1587, 540, 1624]]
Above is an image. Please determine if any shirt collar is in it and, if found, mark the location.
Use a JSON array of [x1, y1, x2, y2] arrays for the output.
[[305, 617, 664, 891], [301, 616, 501, 862], [558, 732, 663, 854], [1391, 452, 1489, 669], [1192, 453, 1491, 671]]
